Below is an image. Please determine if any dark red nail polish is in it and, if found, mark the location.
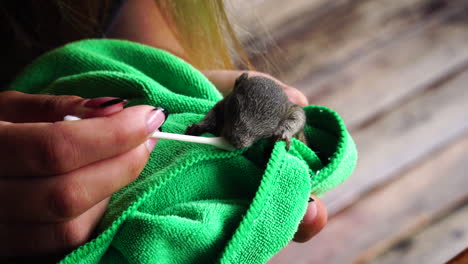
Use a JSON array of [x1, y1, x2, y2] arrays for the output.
[[99, 98, 128, 108], [84, 97, 128, 108]]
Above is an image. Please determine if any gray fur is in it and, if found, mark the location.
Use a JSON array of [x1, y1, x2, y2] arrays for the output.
[[185, 73, 307, 149]]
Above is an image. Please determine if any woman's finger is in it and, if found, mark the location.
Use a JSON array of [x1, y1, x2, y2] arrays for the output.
[[0, 91, 127, 123], [0, 198, 109, 257], [293, 195, 328, 243], [0, 105, 165, 177], [202, 70, 309, 106], [0, 142, 153, 222]]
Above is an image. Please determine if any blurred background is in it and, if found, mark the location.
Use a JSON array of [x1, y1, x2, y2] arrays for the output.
[[230, 0, 468, 263]]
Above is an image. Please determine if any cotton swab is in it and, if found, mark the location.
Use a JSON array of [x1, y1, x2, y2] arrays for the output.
[[63, 115, 236, 151], [151, 131, 235, 151]]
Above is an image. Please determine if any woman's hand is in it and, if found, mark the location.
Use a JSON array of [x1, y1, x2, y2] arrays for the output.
[[202, 70, 328, 243], [0, 91, 165, 258]]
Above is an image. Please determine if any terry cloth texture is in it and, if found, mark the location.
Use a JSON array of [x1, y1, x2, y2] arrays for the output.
[[9, 39, 357, 264]]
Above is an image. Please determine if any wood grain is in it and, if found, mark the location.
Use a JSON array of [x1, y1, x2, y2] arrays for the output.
[[322, 64, 468, 214], [228, 0, 328, 38], [268, 131, 468, 264], [310, 6, 468, 129], [368, 203, 468, 264], [238, 0, 467, 86]]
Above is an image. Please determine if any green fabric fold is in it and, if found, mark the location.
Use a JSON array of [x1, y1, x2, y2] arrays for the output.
[[9, 39, 357, 264]]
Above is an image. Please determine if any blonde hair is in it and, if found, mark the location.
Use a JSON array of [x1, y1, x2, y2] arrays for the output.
[[1, 0, 252, 86], [155, 0, 253, 70]]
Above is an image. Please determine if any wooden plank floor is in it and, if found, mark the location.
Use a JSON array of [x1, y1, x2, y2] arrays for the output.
[[232, 0, 468, 263]]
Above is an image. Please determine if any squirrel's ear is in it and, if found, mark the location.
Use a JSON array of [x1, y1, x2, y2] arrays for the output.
[[234, 72, 249, 88]]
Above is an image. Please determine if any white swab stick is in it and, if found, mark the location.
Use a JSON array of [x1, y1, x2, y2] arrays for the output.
[[151, 131, 235, 151], [63, 115, 236, 151]]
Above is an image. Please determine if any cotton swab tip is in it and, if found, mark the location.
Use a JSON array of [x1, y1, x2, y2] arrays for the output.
[[64, 115, 82, 121]]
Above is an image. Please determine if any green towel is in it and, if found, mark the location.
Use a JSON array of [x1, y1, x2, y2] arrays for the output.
[[9, 39, 357, 264]]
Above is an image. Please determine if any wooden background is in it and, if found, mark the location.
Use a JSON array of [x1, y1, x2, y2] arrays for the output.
[[230, 0, 468, 263]]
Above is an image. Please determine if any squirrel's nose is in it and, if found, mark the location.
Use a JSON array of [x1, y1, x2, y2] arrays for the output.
[[230, 136, 252, 149], [222, 128, 253, 149]]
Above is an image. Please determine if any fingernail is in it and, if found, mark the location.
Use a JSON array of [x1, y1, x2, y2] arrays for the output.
[[303, 199, 318, 222], [84, 97, 128, 108], [99, 98, 128, 108], [145, 137, 158, 152], [158, 108, 168, 132], [308, 197, 315, 203], [159, 107, 169, 119], [146, 107, 166, 134]]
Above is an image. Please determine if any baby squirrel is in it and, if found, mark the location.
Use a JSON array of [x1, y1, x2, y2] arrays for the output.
[[185, 73, 307, 149]]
